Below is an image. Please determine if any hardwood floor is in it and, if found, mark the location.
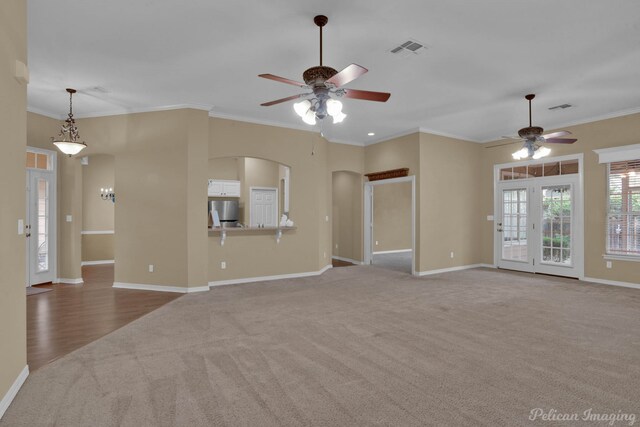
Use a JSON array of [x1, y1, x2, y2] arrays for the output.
[[27, 264, 181, 371], [331, 258, 356, 267]]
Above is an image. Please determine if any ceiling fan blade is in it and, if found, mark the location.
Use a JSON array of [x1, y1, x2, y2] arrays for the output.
[[261, 93, 308, 107], [500, 136, 522, 140], [326, 64, 368, 88], [341, 88, 390, 102], [543, 130, 571, 139], [545, 138, 577, 144], [259, 74, 307, 88]]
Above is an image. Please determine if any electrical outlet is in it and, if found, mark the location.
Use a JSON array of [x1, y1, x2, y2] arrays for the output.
[[66, 215, 72, 222], [221, 261, 226, 269], [375, 240, 379, 246], [323, 252, 326, 259], [606, 261, 612, 269], [148, 264, 154, 273], [325, 215, 329, 222], [450, 251, 454, 259], [335, 244, 338, 249]]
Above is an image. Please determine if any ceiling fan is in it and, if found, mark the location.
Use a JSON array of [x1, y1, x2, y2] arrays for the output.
[[488, 94, 577, 160], [259, 15, 390, 125]]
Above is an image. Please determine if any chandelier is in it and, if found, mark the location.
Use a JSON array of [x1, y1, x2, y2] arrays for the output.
[[51, 88, 87, 156]]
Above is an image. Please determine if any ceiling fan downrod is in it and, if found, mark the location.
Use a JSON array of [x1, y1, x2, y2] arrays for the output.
[[314, 15, 328, 66]]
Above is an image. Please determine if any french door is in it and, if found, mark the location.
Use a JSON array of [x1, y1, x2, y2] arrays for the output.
[[496, 175, 582, 278], [26, 155, 57, 286]]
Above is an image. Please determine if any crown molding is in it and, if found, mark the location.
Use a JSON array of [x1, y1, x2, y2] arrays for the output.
[[417, 127, 481, 143], [480, 106, 640, 143], [72, 103, 214, 119], [27, 106, 63, 120], [208, 110, 319, 133], [28, 103, 214, 120]]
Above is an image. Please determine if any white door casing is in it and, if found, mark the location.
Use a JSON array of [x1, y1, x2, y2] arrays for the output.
[[363, 175, 416, 275], [250, 187, 278, 227]]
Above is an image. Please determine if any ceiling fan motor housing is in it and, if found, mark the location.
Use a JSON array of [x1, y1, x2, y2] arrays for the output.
[[518, 126, 544, 139], [303, 66, 338, 86]]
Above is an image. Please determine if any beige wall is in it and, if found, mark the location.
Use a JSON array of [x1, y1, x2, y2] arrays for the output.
[[419, 132, 484, 271], [81, 154, 115, 262], [0, 0, 27, 410], [481, 113, 640, 284], [209, 118, 329, 282], [209, 157, 240, 180], [365, 133, 422, 269], [82, 154, 114, 231], [81, 234, 114, 262], [332, 171, 363, 261], [77, 109, 209, 289], [373, 182, 412, 252]]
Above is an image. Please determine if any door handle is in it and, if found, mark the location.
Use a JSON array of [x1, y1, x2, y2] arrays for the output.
[[26, 233, 31, 238], [497, 228, 503, 232]]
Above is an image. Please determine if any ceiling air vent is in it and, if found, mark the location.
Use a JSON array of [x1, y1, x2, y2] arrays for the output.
[[548, 103, 572, 110], [390, 39, 427, 56]]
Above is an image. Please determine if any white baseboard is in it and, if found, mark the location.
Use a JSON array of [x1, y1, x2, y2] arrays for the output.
[[583, 277, 640, 290], [209, 264, 333, 287], [55, 278, 84, 284], [81, 230, 114, 235], [373, 249, 412, 255], [0, 365, 29, 420], [81, 260, 114, 266], [113, 282, 209, 293], [332, 256, 363, 265], [417, 263, 494, 276]]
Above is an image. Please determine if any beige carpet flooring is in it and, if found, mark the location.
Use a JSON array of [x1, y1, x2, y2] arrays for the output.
[[3, 266, 640, 426]]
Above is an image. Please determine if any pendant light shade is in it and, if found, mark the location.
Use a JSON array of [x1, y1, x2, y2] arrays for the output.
[[51, 88, 87, 156]]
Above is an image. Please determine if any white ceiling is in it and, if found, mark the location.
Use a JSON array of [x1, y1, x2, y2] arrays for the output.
[[27, 0, 640, 145]]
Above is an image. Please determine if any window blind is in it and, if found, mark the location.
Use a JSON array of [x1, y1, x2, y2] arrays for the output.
[[607, 159, 640, 256]]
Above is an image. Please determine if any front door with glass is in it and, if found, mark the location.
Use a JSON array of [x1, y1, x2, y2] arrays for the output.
[[26, 149, 56, 286]]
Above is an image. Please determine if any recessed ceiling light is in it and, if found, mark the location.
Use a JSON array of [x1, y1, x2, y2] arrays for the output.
[[367, 132, 375, 136]]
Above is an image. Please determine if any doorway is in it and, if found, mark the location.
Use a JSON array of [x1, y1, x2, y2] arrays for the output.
[[494, 155, 584, 279], [26, 147, 57, 286], [364, 176, 416, 275]]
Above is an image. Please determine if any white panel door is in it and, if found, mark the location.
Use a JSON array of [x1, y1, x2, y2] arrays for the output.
[[27, 169, 56, 285], [250, 188, 278, 227]]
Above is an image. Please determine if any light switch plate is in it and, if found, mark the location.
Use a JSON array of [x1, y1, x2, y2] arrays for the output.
[[487, 215, 494, 221], [66, 215, 72, 222], [18, 219, 24, 235]]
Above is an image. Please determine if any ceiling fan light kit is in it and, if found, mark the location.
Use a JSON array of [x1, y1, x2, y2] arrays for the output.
[[51, 88, 87, 156], [259, 15, 390, 126], [509, 94, 577, 160]]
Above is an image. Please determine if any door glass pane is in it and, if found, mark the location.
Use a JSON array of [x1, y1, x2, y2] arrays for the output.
[[541, 185, 572, 265], [36, 178, 49, 272], [502, 189, 527, 261]]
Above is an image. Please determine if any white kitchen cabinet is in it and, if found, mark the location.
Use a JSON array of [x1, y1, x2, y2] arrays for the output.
[[208, 179, 241, 197]]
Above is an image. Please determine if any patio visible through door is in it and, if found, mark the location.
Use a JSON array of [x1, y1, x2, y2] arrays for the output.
[[495, 156, 583, 279]]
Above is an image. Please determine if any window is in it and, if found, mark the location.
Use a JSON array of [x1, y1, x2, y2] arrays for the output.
[[607, 159, 640, 257], [499, 159, 578, 181], [26, 150, 52, 170]]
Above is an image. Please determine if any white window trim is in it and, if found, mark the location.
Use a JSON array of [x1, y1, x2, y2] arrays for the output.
[[602, 254, 640, 263], [604, 159, 640, 259], [594, 143, 640, 164]]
